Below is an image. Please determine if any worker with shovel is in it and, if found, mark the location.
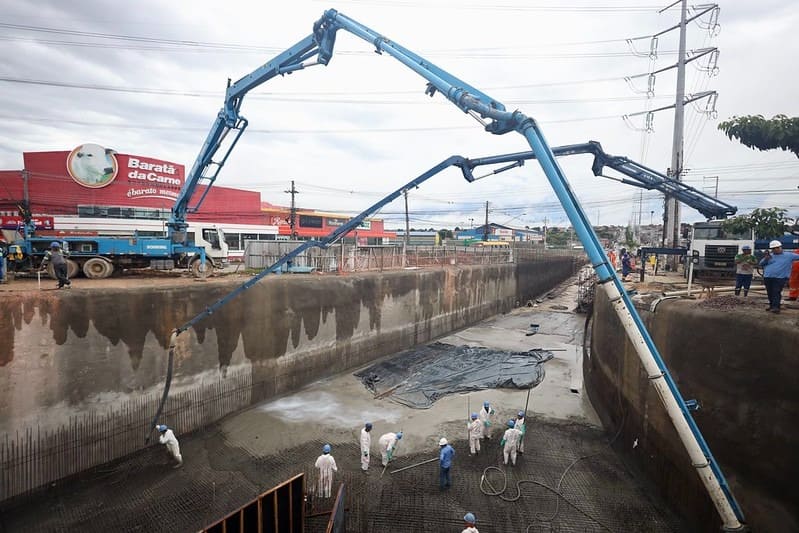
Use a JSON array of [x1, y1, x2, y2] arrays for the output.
[[378, 430, 402, 466]]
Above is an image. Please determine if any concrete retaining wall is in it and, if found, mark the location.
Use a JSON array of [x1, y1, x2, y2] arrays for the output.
[[585, 290, 799, 532], [0, 257, 576, 500]]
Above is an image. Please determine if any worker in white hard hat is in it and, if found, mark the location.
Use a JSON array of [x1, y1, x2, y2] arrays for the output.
[[378, 431, 402, 466], [314, 444, 338, 498], [360, 422, 373, 472], [467, 413, 482, 455], [462, 512, 479, 533], [501, 419, 522, 466], [438, 437, 455, 490], [156, 425, 183, 468], [760, 240, 799, 313]]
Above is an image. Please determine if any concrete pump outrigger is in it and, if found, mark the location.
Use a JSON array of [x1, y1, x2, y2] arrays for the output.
[[150, 9, 745, 530]]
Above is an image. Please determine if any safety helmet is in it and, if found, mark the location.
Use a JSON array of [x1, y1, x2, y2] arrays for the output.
[[507, 419, 516, 428], [741, 245, 751, 251], [483, 401, 490, 408], [769, 240, 783, 249], [50, 241, 61, 248], [470, 412, 478, 420], [156, 424, 168, 432], [464, 512, 476, 524], [517, 411, 525, 418], [365, 422, 373, 431], [322, 444, 331, 454], [396, 432, 403, 439], [439, 437, 448, 446]]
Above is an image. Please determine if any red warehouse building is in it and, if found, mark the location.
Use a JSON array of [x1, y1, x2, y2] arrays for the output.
[[0, 143, 396, 251]]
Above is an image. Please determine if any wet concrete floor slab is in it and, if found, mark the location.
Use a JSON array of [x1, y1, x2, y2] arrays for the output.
[[1, 277, 686, 532]]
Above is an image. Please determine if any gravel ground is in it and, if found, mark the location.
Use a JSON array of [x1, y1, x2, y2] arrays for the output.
[[0, 418, 686, 533]]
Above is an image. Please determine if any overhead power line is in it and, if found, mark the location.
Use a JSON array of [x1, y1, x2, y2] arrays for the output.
[[0, 76, 672, 105]]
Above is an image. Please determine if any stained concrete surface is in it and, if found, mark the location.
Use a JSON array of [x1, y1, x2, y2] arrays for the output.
[[1, 277, 684, 532]]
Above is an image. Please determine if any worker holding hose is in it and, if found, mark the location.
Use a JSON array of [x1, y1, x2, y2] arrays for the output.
[[156, 425, 183, 469]]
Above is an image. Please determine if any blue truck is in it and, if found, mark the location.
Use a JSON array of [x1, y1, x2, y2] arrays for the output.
[[5, 206, 227, 279]]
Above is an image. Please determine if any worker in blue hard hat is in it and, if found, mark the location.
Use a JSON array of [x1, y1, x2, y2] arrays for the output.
[[156, 424, 183, 468], [40, 241, 71, 289], [515, 411, 527, 454], [462, 512, 479, 533], [467, 412, 482, 455], [478, 401, 495, 440], [378, 431, 402, 466], [500, 419, 522, 466], [314, 443, 338, 498], [360, 422, 373, 472]]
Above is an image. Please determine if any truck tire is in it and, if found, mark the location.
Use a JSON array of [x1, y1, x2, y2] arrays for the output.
[[190, 258, 214, 278], [47, 259, 80, 280], [83, 257, 114, 279]]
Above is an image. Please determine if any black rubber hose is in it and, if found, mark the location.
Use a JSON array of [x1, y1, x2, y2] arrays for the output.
[[146, 330, 178, 443]]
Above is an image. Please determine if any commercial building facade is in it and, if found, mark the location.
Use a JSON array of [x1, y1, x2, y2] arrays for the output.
[[0, 144, 395, 257]]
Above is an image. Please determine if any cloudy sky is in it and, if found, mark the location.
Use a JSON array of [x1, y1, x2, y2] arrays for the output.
[[1, 0, 797, 230]]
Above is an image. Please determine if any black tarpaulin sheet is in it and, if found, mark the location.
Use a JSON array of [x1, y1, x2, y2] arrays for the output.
[[354, 342, 553, 409]]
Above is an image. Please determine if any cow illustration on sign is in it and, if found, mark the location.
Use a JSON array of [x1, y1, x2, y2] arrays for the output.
[[67, 143, 118, 188]]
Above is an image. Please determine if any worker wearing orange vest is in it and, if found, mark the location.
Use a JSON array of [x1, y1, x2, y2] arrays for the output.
[[789, 259, 799, 300]]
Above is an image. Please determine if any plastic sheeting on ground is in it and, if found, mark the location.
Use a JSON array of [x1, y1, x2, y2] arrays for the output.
[[354, 342, 553, 409]]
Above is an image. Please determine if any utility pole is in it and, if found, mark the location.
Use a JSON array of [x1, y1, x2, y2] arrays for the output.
[[543, 217, 548, 248], [483, 201, 489, 241], [704, 175, 719, 198], [285, 180, 298, 239], [403, 189, 410, 266], [663, 0, 688, 250]]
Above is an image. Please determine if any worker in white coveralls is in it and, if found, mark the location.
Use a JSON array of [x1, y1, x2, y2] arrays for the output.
[[501, 419, 522, 466], [515, 411, 527, 454], [360, 422, 373, 471], [156, 425, 183, 468], [462, 512, 479, 533], [467, 413, 482, 455], [378, 431, 403, 466], [314, 444, 338, 498], [478, 401, 495, 440]]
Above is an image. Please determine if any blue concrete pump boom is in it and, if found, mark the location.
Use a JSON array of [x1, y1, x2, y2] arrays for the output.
[[154, 9, 746, 529], [460, 140, 737, 220]]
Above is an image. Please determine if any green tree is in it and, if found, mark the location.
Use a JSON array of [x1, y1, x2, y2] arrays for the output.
[[718, 114, 799, 157], [546, 228, 569, 247], [722, 207, 795, 239]]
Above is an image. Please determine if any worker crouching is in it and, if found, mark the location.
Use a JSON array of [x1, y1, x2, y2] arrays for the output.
[[156, 425, 183, 468]]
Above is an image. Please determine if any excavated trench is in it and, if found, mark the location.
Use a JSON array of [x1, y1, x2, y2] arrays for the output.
[[1, 275, 689, 532]]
